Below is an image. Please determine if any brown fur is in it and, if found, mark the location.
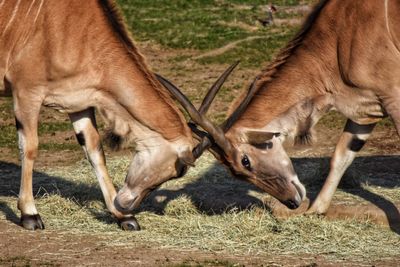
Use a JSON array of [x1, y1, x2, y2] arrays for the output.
[[229, 0, 330, 135], [99, 0, 178, 114], [98, 0, 190, 146]]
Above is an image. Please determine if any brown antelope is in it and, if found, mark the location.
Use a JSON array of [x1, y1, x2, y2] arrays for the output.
[[0, 0, 235, 231], [159, 0, 400, 213]]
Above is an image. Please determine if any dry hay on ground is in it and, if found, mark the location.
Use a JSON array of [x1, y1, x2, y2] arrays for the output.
[[0, 151, 399, 266]]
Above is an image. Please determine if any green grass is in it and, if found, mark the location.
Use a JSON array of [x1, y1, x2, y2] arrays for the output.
[[39, 143, 79, 151], [119, 0, 250, 50], [0, 124, 18, 148], [317, 111, 394, 130], [0, 122, 72, 140], [0, 120, 78, 151], [117, 0, 311, 52], [0, 98, 13, 120], [116, 0, 318, 67], [38, 122, 72, 135]]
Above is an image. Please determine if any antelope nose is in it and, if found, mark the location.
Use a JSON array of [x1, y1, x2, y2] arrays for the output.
[[282, 181, 305, 210], [114, 190, 138, 214], [282, 197, 301, 210]]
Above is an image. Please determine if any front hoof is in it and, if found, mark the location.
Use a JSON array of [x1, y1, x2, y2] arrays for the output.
[[20, 214, 45, 230], [119, 217, 140, 231], [305, 206, 327, 216]]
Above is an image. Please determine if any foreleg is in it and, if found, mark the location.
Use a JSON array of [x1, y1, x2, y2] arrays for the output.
[[68, 108, 139, 230], [307, 120, 375, 214], [14, 98, 44, 230]]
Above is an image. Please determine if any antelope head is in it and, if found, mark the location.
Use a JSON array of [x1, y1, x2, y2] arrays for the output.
[[157, 71, 306, 209], [114, 63, 239, 214]]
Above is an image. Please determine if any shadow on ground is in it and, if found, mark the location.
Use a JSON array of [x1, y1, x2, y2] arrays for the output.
[[0, 156, 399, 234], [141, 155, 400, 234], [0, 161, 114, 226], [294, 156, 400, 234]]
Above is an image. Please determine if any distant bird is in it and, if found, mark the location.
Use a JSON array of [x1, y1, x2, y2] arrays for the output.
[[257, 4, 277, 27]]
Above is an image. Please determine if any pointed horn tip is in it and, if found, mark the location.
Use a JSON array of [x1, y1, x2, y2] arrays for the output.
[[156, 71, 234, 160], [228, 61, 240, 71]]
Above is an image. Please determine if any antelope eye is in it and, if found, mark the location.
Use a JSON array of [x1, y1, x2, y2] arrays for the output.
[[241, 155, 251, 171]]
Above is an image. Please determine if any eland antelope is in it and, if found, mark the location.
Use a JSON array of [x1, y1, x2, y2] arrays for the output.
[[0, 0, 235, 231], [159, 0, 400, 214]]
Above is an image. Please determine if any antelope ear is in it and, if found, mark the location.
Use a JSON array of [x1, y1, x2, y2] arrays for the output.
[[243, 130, 280, 145]]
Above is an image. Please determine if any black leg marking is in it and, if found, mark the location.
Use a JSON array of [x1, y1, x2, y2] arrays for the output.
[[15, 118, 23, 131], [76, 132, 86, 146], [344, 120, 375, 135], [349, 137, 366, 152]]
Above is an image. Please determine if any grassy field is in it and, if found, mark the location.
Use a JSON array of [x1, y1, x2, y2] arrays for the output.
[[0, 0, 399, 266]]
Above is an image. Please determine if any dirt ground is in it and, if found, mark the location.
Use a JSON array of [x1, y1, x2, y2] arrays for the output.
[[0, 221, 398, 267]]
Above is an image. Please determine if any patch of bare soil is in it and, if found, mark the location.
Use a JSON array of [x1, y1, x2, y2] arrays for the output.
[[273, 18, 303, 26], [281, 5, 312, 15], [269, 197, 400, 230], [193, 36, 267, 60], [0, 149, 82, 169]]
